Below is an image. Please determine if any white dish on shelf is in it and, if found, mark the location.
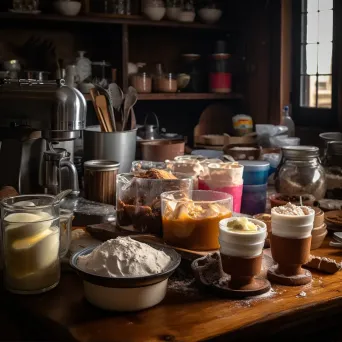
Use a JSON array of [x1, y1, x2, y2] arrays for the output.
[[53, 1, 81, 16], [143, 6, 166, 21], [178, 11, 195, 22], [9, 9, 41, 14], [198, 8, 222, 24]]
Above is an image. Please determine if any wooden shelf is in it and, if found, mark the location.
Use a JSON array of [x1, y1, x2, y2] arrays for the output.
[[0, 12, 230, 31], [137, 93, 243, 100]]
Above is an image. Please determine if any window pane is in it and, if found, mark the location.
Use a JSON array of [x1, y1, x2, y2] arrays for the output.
[[300, 75, 317, 107], [317, 75, 332, 108], [319, 0, 333, 11], [318, 42, 332, 73], [307, 0, 319, 12], [306, 12, 318, 43], [318, 10, 333, 42], [303, 44, 318, 74]]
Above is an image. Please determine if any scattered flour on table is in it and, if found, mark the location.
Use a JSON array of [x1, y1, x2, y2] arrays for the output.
[[77, 237, 171, 277]]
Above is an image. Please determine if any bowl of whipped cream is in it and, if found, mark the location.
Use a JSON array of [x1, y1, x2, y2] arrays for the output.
[[70, 236, 181, 311]]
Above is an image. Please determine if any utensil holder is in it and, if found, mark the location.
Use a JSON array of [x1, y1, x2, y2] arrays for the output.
[[83, 126, 137, 173]]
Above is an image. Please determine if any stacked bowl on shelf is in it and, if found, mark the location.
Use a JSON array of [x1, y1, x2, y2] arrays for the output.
[[239, 161, 270, 215]]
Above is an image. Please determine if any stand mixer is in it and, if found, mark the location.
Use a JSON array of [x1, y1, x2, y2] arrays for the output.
[[0, 78, 86, 195], [41, 85, 86, 196]]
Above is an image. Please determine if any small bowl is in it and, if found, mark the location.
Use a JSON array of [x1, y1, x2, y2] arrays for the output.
[[312, 207, 324, 228], [143, 7, 166, 21], [269, 193, 316, 208], [198, 8, 222, 24], [70, 242, 181, 311], [311, 230, 328, 250], [54, 1, 81, 16], [312, 223, 327, 237], [178, 11, 196, 22]]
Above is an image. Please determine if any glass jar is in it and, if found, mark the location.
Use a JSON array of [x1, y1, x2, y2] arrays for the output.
[[274, 146, 326, 200], [152, 63, 164, 92], [177, 54, 206, 93], [1, 195, 61, 294], [161, 190, 232, 250], [159, 73, 177, 93], [130, 72, 152, 93], [209, 53, 232, 93], [116, 173, 193, 235], [60, 209, 73, 258], [322, 141, 342, 198]]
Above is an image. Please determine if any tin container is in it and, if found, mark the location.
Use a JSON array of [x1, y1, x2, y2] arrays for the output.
[[84, 160, 120, 205]]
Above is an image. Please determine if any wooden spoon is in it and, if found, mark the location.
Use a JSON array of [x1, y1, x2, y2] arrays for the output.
[[123, 86, 138, 131], [96, 95, 113, 132], [89, 88, 106, 132]]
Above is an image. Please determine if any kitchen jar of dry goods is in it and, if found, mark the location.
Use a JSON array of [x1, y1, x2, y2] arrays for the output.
[[159, 73, 178, 93], [209, 53, 232, 93], [116, 172, 193, 236], [274, 146, 326, 200], [1, 195, 61, 294], [322, 141, 342, 198], [130, 72, 152, 93], [84, 160, 120, 205]]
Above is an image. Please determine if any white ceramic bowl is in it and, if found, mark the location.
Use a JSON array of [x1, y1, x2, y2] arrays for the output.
[[166, 7, 181, 20], [70, 243, 181, 311], [271, 207, 315, 239], [54, 1, 81, 16], [143, 7, 166, 21], [178, 11, 195, 22], [219, 217, 267, 258], [198, 8, 222, 24]]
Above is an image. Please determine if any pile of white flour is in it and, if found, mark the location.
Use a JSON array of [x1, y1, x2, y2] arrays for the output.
[[77, 237, 171, 277]]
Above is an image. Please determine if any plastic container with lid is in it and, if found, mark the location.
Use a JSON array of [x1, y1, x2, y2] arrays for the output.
[[239, 160, 270, 185], [241, 184, 267, 215]]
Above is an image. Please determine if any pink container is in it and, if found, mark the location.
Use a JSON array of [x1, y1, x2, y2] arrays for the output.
[[199, 178, 243, 213]]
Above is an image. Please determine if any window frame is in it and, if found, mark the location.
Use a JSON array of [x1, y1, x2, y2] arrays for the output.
[[291, 0, 338, 128]]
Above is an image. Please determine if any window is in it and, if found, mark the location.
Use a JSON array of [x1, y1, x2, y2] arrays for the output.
[[292, 0, 338, 127]]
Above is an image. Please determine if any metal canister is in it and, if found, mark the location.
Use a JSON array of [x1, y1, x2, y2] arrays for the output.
[[84, 160, 120, 205], [274, 146, 326, 200]]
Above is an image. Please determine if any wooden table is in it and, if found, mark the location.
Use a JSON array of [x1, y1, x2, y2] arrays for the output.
[[1, 238, 342, 342]]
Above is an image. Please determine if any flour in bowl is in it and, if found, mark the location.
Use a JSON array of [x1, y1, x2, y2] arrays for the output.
[[77, 237, 171, 277]]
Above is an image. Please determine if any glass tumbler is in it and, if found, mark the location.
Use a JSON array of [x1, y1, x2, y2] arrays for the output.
[[1, 195, 61, 294]]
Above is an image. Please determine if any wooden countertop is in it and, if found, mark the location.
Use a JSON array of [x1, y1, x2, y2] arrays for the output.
[[1, 238, 342, 342]]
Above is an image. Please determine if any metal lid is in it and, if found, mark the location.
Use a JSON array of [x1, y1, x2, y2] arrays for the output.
[[282, 146, 319, 159], [84, 160, 120, 171], [327, 141, 342, 156]]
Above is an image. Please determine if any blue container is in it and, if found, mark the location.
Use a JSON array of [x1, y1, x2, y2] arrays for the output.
[[239, 161, 270, 185], [241, 184, 267, 215]]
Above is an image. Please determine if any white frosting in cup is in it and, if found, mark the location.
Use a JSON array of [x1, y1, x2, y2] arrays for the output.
[[219, 217, 267, 258], [271, 205, 315, 239]]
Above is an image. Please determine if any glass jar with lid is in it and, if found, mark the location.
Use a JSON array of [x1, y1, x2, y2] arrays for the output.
[[322, 141, 342, 198], [274, 146, 326, 200], [130, 72, 152, 93], [1, 195, 61, 294], [159, 73, 177, 93]]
